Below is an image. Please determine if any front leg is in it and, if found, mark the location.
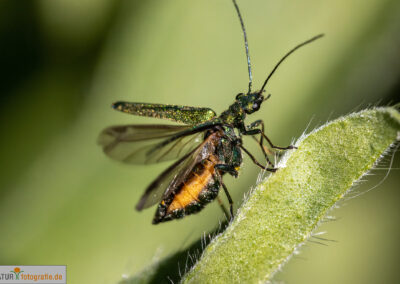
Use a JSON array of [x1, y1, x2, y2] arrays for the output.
[[239, 145, 277, 172], [238, 121, 274, 167], [245, 120, 297, 150]]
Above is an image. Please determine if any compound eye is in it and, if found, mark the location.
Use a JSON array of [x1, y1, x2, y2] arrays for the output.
[[252, 103, 259, 111], [236, 93, 244, 100]]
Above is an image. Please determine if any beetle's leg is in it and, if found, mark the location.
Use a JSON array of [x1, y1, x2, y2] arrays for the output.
[[251, 136, 273, 155], [239, 122, 274, 166], [240, 145, 277, 172], [246, 120, 297, 150], [215, 171, 234, 221], [216, 196, 230, 221], [247, 120, 267, 152], [250, 135, 275, 167]]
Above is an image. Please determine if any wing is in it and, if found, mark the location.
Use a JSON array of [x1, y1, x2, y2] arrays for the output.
[[112, 101, 216, 124], [136, 135, 216, 210], [98, 124, 205, 164]]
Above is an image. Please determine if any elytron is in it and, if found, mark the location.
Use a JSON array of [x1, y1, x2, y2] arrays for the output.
[[98, 0, 323, 224]]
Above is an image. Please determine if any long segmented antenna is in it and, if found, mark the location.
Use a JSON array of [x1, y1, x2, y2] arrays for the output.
[[259, 34, 324, 95], [232, 0, 253, 94]]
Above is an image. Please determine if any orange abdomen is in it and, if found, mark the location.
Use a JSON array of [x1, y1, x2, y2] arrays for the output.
[[167, 156, 217, 213]]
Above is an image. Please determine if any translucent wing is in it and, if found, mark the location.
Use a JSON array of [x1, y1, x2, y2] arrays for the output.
[[136, 135, 217, 210], [97, 124, 204, 164]]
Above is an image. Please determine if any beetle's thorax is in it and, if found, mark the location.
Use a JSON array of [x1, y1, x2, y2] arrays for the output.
[[218, 92, 264, 126], [219, 101, 246, 126]]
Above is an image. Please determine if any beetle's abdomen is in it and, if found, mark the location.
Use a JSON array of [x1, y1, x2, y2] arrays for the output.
[[167, 157, 216, 213], [153, 155, 220, 224]]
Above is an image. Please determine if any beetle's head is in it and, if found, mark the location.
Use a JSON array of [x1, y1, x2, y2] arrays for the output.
[[235, 92, 270, 114]]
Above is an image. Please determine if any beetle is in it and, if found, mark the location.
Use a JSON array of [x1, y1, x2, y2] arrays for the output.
[[98, 0, 323, 224]]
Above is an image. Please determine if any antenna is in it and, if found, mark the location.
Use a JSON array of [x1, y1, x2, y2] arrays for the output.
[[259, 34, 324, 95], [232, 0, 253, 94]]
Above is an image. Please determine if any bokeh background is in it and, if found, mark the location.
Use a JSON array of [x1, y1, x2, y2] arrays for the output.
[[0, 0, 399, 283]]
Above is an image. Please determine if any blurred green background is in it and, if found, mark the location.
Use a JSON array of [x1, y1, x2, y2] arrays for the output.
[[0, 0, 399, 283]]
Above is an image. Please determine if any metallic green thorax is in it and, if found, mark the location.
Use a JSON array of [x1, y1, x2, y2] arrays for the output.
[[219, 102, 246, 125], [218, 92, 264, 126], [112, 102, 216, 125]]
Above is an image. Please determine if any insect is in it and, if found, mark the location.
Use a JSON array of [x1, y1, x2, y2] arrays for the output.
[[98, 0, 323, 224]]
